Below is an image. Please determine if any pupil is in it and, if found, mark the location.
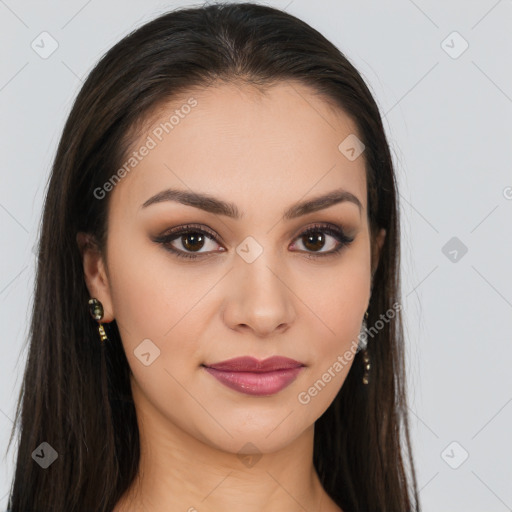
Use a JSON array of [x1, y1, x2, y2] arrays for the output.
[[304, 232, 324, 251], [182, 233, 204, 251]]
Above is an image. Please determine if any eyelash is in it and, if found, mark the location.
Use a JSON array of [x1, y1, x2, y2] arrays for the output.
[[153, 222, 355, 261]]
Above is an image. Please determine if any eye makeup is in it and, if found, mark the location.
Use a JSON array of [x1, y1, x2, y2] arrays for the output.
[[151, 221, 355, 261]]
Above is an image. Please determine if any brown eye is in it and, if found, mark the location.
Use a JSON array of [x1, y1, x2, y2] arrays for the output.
[[291, 224, 355, 258], [153, 222, 354, 261], [153, 224, 223, 260], [180, 232, 207, 252], [301, 231, 329, 252]]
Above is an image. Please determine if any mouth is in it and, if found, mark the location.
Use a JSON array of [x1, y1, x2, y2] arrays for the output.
[[202, 356, 305, 396]]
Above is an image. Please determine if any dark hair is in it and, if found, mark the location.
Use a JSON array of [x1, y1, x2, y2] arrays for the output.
[[6, 2, 420, 511]]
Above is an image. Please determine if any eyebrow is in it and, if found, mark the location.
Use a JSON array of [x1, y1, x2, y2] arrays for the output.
[[141, 187, 362, 219]]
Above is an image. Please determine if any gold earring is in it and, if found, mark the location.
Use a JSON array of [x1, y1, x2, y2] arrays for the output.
[[88, 298, 108, 343], [361, 311, 370, 385]]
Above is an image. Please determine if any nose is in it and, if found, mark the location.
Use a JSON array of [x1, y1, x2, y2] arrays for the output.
[[221, 249, 296, 338]]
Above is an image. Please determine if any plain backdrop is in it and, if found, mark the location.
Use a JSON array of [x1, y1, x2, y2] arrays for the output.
[[1, 1, 511, 510]]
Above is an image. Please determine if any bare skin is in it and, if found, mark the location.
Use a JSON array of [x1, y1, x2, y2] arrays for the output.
[[78, 81, 386, 512]]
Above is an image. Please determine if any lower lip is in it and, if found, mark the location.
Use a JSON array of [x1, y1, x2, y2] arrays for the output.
[[203, 366, 304, 396]]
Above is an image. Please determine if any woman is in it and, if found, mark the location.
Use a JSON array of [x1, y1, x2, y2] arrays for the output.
[[6, 2, 421, 511]]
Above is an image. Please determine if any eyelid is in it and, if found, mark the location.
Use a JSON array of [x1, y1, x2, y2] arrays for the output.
[[163, 223, 219, 241]]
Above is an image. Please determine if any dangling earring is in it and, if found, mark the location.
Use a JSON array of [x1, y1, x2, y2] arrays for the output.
[[88, 298, 108, 342], [358, 311, 371, 385]]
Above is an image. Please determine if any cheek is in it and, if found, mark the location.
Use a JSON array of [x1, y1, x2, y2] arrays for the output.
[[107, 233, 215, 376], [298, 238, 371, 338], [292, 244, 371, 404]]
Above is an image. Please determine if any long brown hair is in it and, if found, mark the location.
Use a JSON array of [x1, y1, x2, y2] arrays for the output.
[[6, 3, 420, 510]]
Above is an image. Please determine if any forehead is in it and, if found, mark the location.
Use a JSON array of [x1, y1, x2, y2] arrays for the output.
[[109, 81, 367, 219]]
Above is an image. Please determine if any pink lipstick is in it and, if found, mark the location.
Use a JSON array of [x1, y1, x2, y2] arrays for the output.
[[202, 356, 304, 396]]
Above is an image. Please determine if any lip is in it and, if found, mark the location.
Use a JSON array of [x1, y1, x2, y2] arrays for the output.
[[205, 356, 304, 372], [202, 356, 305, 396]]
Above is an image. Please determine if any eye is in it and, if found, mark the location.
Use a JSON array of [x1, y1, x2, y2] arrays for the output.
[[153, 222, 354, 260], [290, 223, 355, 259], [153, 224, 224, 260]]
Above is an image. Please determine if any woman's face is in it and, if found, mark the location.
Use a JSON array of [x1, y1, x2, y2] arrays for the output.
[[81, 81, 385, 455]]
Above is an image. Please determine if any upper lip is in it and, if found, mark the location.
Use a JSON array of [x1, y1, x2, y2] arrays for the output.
[[204, 356, 304, 372]]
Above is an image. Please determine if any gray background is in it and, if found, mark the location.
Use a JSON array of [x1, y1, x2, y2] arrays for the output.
[[1, 0, 511, 510]]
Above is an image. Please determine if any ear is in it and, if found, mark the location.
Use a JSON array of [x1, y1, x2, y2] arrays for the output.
[[76, 232, 115, 322], [370, 228, 387, 284]]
